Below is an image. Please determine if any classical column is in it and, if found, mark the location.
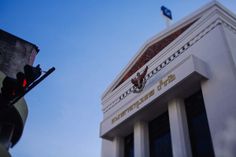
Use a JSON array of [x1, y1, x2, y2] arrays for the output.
[[168, 98, 192, 157], [134, 120, 150, 157], [113, 136, 124, 157]]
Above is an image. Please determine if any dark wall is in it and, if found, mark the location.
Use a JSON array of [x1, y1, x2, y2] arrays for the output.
[[0, 30, 38, 78]]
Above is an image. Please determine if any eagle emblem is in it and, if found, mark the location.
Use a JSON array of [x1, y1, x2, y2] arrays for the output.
[[131, 66, 148, 93]]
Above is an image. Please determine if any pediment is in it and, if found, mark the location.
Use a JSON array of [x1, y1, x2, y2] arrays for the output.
[[114, 21, 195, 90]]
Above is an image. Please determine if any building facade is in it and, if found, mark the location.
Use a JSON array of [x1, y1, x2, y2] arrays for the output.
[[100, 1, 236, 157], [0, 29, 38, 157]]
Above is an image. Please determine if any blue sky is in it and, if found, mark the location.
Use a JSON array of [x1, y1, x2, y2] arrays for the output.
[[1, 0, 236, 157]]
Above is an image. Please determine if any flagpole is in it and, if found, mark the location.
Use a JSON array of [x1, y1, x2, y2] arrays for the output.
[[164, 16, 171, 28]]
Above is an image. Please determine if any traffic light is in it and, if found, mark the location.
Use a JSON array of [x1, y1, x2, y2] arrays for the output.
[[16, 72, 27, 88], [0, 65, 54, 108], [0, 76, 24, 106], [22, 64, 42, 87], [0, 64, 42, 106]]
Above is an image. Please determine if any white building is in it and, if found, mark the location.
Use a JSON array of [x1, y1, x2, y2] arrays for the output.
[[100, 1, 236, 157]]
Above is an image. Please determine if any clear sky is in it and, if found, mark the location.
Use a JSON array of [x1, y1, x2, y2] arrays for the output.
[[1, 0, 236, 157]]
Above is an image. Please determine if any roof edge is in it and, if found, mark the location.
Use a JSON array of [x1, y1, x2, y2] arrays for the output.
[[0, 29, 39, 53]]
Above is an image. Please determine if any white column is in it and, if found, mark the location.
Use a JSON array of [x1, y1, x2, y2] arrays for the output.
[[134, 120, 150, 157], [168, 98, 192, 157], [113, 136, 124, 157]]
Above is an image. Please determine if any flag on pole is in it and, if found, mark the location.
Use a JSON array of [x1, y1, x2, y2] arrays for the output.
[[161, 6, 172, 20]]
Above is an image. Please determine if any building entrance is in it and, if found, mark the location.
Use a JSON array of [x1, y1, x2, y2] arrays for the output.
[[149, 112, 173, 157]]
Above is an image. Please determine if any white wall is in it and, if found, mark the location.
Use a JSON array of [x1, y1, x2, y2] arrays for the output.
[[186, 25, 236, 157], [101, 139, 114, 157]]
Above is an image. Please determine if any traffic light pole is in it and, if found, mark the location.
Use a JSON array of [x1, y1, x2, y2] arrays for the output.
[[9, 67, 55, 107]]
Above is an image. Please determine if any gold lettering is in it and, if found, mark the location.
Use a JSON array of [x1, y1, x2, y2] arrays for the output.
[[112, 75, 175, 124], [111, 89, 155, 124], [164, 79, 168, 86], [140, 97, 145, 103], [132, 101, 138, 110], [157, 84, 162, 91], [169, 74, 176, 82], [142, 94, 148, 102], [157, 74, 176, 91], [159, 80, 164, 86], [149, 89, 155, 97], [144, 93, 149, 100], [137, 100, 142, 109], [120, 111, 126, 117], [127, 105, 133, 113], [112, 117, 118, 124]]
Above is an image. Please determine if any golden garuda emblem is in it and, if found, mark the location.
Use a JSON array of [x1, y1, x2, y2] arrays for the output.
[[131, 66, 148, 93]]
